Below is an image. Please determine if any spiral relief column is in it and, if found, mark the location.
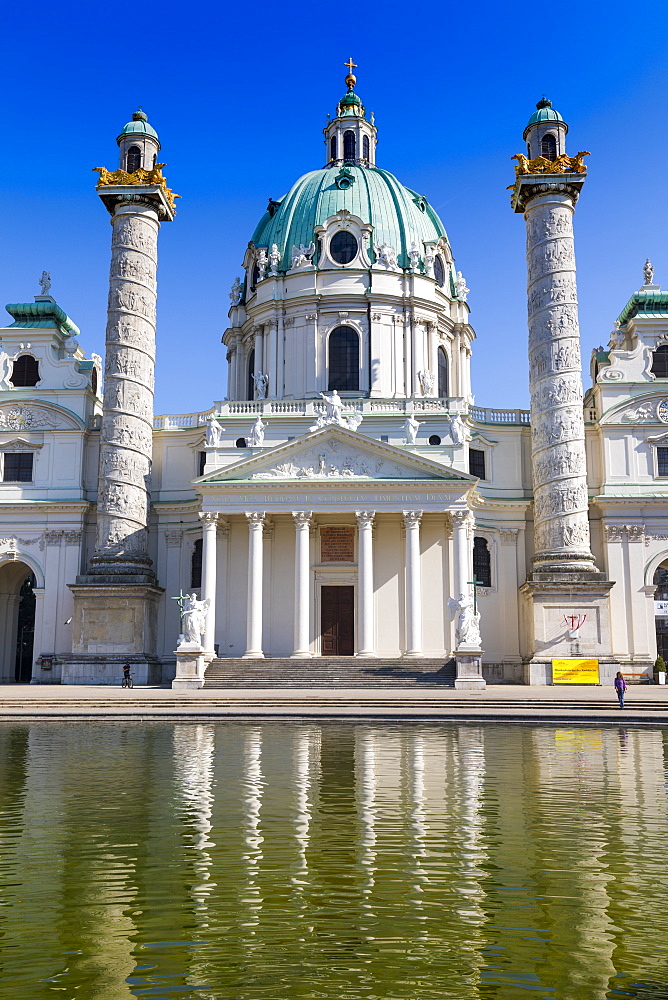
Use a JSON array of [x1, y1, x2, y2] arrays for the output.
[[511, 99, 613, 684], [89, 201, 159, 578], [67, 110, 177, 685]]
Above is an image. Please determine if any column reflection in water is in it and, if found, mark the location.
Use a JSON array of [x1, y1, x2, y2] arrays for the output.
[[357, 730, 378, 907], [291, 727, 320, 890], [172, 725, 216, 916], [241, 726, 265, 936]]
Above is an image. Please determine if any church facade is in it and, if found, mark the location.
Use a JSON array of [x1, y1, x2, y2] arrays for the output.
[[1, 75, 668, 686]]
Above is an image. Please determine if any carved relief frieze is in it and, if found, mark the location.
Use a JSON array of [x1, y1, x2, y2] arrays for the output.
[[528, 238, 575, 282], [528, 275, 578, 313], [112, 217, 158, 258], [530, 341, 581, 379], [107, 285, 156, 323], [0, 534, 45, 551]]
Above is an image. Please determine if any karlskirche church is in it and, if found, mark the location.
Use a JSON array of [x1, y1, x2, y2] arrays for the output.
[[1, 67, 667, 688]]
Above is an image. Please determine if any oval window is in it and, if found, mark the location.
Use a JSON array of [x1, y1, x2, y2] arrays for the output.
[[433, 256, 445, 287], [428, 434, 441, 446], [330, 231, 358, 265]]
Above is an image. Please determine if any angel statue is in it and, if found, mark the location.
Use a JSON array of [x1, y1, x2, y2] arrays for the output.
[[644, 258, 654, 286], [0, 346, 11, 390], [39, 271, 51, 296], [449, 592, 481, 648], [418, 369, 435, 396], [179, 593, 211, 646], [291, 242, 315, 269], [448, 413, 465, 446]]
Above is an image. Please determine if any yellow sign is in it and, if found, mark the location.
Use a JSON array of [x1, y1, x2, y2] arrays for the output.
[[552, 659, 600, 684]]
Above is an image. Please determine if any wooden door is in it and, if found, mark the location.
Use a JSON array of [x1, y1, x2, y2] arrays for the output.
[[321, 586, 355, 656]]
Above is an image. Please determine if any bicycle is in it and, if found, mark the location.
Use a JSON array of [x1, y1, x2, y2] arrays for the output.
[[121, 673, 133, 689]]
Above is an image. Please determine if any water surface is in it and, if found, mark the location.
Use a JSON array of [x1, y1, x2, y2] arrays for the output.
[[0, 722, 667, 999]]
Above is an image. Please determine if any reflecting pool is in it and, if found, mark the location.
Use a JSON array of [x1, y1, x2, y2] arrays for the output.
[[1, 723, 667, 999]]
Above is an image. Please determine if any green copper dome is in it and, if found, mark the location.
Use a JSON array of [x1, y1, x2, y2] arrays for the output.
[[523, 97, 566, 138], [117, 109, 159, 143], [252, 164, 448, 273]]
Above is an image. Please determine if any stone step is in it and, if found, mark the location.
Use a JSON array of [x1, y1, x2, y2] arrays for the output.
[[203, 656, 457, 689]]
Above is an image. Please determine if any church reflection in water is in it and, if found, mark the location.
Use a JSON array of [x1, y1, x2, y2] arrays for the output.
[[0, 722, 667, 999]]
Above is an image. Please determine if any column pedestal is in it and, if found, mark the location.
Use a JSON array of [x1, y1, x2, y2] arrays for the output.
[[172, 642, 206, 689], [455, 648, 486, 690]]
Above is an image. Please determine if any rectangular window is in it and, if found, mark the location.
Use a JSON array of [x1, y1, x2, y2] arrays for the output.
[[468, 448, 486, 479], [658, 447, 668, 477], [198, 451, 206, 477], [3, 453, 33, 482]]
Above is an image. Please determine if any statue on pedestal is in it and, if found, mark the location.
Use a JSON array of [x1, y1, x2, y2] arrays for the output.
[[204, 412, 223, 447], [403, 414, 421, 445], [449, 592, 481, 648], [248, 415, 266, 446], [179, 593, 210, 646]]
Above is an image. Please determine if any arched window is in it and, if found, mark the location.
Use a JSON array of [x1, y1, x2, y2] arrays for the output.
[[10, 355, 39, 387], [328, 326, 359, 391], [330, 135, 338, 161], [433, 256, 445, 287], [91, 367, 98, 395], [541, 133, 557, 160], [330, 230, 358, 264], [363, 135, 370, 161], [437, 347, 448, 398], [126, 145, 142, 172], [343, 130, 356, 161], [191, 539, 202, 589], [250, 263, 260, 292], [473, 537, 491, 588], [652, 345, 668, 378], [247, 348, 255, 400], [654, 561, 668, 659]]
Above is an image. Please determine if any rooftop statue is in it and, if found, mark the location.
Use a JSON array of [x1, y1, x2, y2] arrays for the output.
[[39, 270, 51, 296]]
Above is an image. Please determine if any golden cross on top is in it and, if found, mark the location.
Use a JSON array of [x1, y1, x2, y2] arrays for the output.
[[344, 57, 357, 73]]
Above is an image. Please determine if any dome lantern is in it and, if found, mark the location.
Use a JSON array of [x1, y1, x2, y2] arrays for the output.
[[324, 59, 377, 168]]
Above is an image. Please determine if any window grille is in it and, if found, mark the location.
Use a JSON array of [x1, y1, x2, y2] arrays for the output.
[[126, 145, 142, 172], [3, 453, 33, 482], [658, 447, 668, 477], [469, 448, 486, 479], [191, 538, 202, 589], [11, 355, 39, 387], [540, 133, 557, 160], [330, 230, 358, 264], [652, 345, 668, 378], [437, 347, 449, 397], [473, 536, 491, 587], [328, 326, 359, 391]]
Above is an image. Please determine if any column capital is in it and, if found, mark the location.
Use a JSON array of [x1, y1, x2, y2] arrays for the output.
[[217, 517, 230, 537], [199, 512, 218, 527], [355, 510, 376, 528], [245, 511, 266, 529], [402, 510, 423, 528], [292, 511, 313, 528], [451, 509, 472, 528]]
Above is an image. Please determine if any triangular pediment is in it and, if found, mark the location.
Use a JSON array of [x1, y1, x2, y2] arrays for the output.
[[196, 425, 475, 485]]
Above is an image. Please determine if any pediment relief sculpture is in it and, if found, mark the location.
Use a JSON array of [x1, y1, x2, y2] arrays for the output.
[[0, 403, 75, 430], [251, 443, 419, 480]]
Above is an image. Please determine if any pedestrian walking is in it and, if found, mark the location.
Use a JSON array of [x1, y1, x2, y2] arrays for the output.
[[614, 671, 627, 709]]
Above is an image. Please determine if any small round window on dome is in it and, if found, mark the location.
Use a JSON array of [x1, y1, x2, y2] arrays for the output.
[[428, 434, 442, 446], [433, 256, 445, 287], [330, 231, 358, 265]]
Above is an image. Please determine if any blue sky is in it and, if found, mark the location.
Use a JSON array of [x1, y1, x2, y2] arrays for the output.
[[2, 1, 667, 414]]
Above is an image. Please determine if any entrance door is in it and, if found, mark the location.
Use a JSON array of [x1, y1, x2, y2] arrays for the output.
[[321, 586, 355, 656]]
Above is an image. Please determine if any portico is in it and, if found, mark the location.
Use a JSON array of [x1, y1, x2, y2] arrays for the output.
[[194, 425, 476, 661]]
